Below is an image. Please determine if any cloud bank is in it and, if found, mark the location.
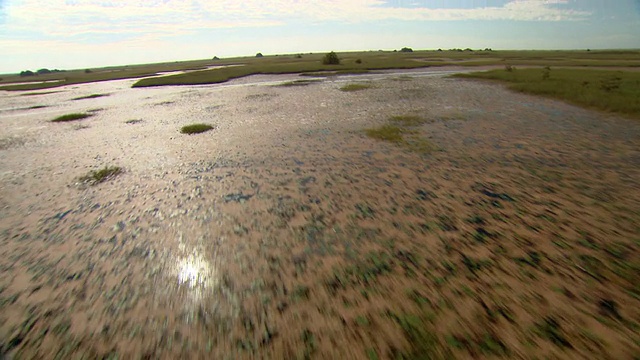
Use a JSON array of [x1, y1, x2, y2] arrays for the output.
[[2, 0, 590, 40]]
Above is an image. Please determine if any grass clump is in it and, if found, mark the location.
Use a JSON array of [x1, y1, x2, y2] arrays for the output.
[[454, 68, 640, 118], [21, 91, 62, 96], [340, 83, 372, 92], [51, 113, 93, 122], [72, 93, 109, 100], [365, 125, 405, 143], [78, 166, 122, 186], [366, 114, 438, 154], [276, 79, 321, 87], [180, 123, 214, 134], [125, 119, 143, 124]]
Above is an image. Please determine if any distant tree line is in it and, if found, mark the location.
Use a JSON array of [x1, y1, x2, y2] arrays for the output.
[[19, 68, 65, 77]]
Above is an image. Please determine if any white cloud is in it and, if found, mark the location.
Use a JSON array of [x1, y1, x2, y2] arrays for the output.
[[0, 0, 595, 72], [2, 0, 590, 40]]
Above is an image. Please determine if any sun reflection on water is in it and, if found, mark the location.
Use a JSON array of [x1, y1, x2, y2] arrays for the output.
[[176, 253, 216, 299]]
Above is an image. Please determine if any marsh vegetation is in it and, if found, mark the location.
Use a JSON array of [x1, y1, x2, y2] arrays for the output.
[[180, 123, 215, 134], [51, 113, 93, 122]]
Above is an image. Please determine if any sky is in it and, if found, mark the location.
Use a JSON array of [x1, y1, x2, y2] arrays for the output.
[[1, 0, 639, 73]]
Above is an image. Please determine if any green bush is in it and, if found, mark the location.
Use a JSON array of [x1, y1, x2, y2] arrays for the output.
[[400, 47, 413, 53], [322, 51, 340, 65], [256, 52, 264, 58]]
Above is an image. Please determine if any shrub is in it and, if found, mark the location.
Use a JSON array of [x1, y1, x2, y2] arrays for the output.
[[180, 123, 214, 134], [400, 47, 413, 53], [355, 59, 362, 64], [212, 56, 220, 60], [85, 69, 92, 73], [20, 70, 35, 77], [256, 52, 264, 58], [322, 51, 340, 65]]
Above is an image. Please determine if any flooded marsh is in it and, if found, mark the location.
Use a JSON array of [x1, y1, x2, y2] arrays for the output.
[[0, 68, 639, 358]]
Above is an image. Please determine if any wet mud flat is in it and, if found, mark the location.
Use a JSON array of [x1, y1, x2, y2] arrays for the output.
[[0, 70, 639, 359]]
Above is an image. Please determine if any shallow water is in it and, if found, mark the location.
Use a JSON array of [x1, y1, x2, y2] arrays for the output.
[[1, 68, 639, 358]]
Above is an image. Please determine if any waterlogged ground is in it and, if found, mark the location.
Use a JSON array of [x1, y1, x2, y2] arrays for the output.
[[1, 68, 639, 359]]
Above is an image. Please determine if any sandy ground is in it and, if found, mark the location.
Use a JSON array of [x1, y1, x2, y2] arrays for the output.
[[0, 68, 639, 359]]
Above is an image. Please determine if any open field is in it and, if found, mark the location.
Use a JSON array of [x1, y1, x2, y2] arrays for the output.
[[1, 68, 639, 358], [2, 49, 640, 91]]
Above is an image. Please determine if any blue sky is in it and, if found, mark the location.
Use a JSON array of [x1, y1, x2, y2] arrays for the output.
[[0, 0, 639, 73]]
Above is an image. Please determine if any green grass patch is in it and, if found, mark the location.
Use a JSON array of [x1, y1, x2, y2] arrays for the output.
[[454, 68, 640, 118], [20, 91, 62, 96], [300, 69, 370, 77], [125, 119, 143, 124], [78, 166, 122, 185], [72, 93, 109, 100], [365, 125, 405, 143], [276, 79, 321, 87], [340, 83, 372, 92], [51, 113, 93, 122], [389, 115, 429, 126], [180, 123, 214, 134], [365, 125, 436, 153]]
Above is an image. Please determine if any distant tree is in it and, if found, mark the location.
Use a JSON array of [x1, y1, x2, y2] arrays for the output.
[[212, 56, 220, 60], [255, 52, 264, 58], [295, 54, 302, 59], [19, 70, 35, 77], [437, 49, 443, 52], [355, 58, 362, 64], [400, 47, 413, 53], [322, 51, 340, 65], [84, 69, 92, 73], [37, 68, 51, 75]]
